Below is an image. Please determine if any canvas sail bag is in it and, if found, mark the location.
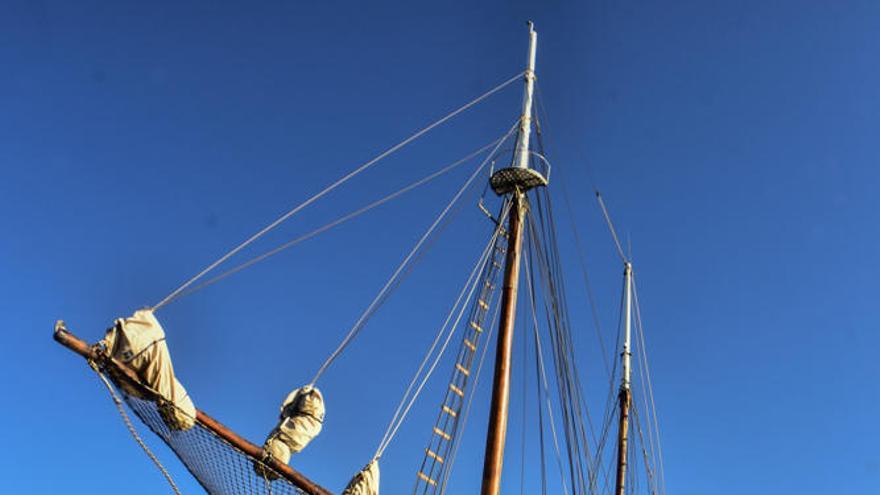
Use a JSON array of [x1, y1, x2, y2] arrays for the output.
[[263, 386, 325, 464], [100, 309, 196, 430], [342, 459, 380, 495]]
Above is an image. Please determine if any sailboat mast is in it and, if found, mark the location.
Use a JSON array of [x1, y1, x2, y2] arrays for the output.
[[615, 261, 634, 495], [480, 190, 525, 495], [480, 22, 543, 495]]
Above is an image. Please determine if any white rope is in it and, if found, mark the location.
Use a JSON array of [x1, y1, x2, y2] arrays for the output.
[[375, 199, 512, 458], [91, 367, 184, 495], [308, 122, 520, 386], [164, 138, 507, 304], [439, 288, 503, 493], [375, 202, 506, 455], [151, 72, 525, 311]]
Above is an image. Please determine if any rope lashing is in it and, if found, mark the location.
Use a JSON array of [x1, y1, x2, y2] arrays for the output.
[[151, 72, 525, 311], [308, 121, 520, 387]]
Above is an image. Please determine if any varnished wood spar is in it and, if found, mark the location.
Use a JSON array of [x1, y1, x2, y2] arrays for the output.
[[53, 324, 334, 495], [480, 191, 526, 495], [614, 388, 631, 495]]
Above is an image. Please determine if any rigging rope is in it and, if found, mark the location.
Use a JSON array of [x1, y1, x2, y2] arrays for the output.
[[591, 277, 626, 495], [526, 199, 596, 494], [164, 138, 507, 304], [519, 303, 529, 495], [308, 122, 520, 386], [630, 399, 657, 495], [524, 250, 570, 495], [632, 275, 666, 495], [151, 72, 525, 311], [632, 309, 659, 495], [546, 157, 611, 377], [595, 191, 628, 264], [90, 365, 184, 495], [438, 293, 502, 494], [375, 199, 512, 458]]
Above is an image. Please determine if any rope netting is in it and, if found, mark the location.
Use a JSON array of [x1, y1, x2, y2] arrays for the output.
[[49, 324, 324, 495], [118, 390, 308, 495]]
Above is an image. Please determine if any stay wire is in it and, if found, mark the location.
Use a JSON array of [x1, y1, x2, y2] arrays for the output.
[[534, 98, 610, 492], [151, 72, 524, 311], [438, 290, 503, 494], [375, 200, 512, 457], [538, 187, 600, 473], [591, 276, 626, 491], [527, 209, 582, 492], [595, 191, 627, 264], [167, 138, 507, 303], [308, 121, 520, 386], [542, 138, 611, 377], [526, 202, 596, 493], [525, 245, 569, 495], [632, 305, 659, 495], [629, 400, 657, 495], [632, 275, 666, 495], [520, 291, 530, 495]]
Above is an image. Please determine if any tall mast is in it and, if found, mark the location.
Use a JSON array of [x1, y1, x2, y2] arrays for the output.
[[614, 262, 634, 495], [479, 189, 526, 495], [481, 21, 547, 495]]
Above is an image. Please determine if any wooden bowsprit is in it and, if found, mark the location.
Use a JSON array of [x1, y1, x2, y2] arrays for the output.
[[54, 324, 333, 495]]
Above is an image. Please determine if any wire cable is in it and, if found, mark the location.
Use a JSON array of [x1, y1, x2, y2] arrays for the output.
[[165, 138, 507, 304], [308, 122, 520, 386], [595, 191, 627, 264], [632, 274, 666, 495], [438, 290, 503, 494], [151, 72, 524, 311], [524, 249, 570, 495], [375, 200, 512, 457]]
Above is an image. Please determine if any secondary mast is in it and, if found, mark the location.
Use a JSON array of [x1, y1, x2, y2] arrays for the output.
[[480, 21, 548, 495], [614, 262, 634, 495]]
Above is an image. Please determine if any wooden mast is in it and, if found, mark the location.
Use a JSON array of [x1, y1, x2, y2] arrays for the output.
[[480, 190, 526, 495], [480, 22, 545, 495], [614, 262, 634, 495]]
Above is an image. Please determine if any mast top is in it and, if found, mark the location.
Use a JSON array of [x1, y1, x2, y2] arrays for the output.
[[489, 22, 549, 196]]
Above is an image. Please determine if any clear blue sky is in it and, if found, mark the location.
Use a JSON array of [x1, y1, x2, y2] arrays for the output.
[[2, 1, 878, 493]]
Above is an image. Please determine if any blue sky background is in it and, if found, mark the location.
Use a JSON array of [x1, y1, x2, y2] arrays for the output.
[[2, 1, 879, 493]]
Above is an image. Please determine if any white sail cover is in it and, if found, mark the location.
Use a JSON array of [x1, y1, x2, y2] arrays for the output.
[[100, 309, 196, 430], [263, 386, 325, 465], [342, 460, 380, 495]]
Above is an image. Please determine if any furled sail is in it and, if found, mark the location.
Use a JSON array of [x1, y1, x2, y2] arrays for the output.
[[257, 386, 325, 479], [55, 324, 331, 494], [100, 309, 196, 430], [342, 460, 380, 495]]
